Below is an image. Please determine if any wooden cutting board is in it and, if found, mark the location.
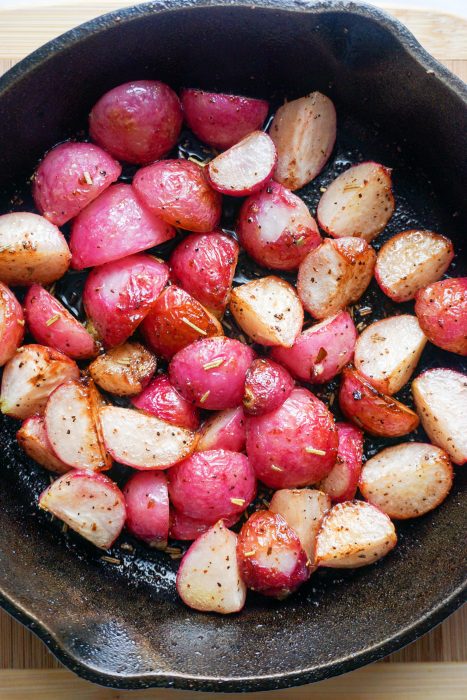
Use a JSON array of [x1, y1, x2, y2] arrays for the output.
[[0, 2, 465, 697]]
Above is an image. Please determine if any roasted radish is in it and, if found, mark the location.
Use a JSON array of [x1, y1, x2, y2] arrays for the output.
[[270, 311, 357, 384], [207, 131, 276, 196], [269, 488, 331, 562], [39, 469, 126, 549], [0, 212, 70, 286], [339, 366, 419, 437], [196, 406, 246, 453], [0, 344, 79, 420], [123, 471, 169, 547], [17, 415, 70, 474], [170, 509, 239, 541], [354, 315, 427, 395], [269, 92, 336, 190], [243, 358, 294, 416], [375, 230, 454, 302], [237, 511, 310, 598], [237, 181, 321, 271], [131, 375, 200, 430], [412, 368, 467, 465], [318, 422, 363, 503], [317, 162, 395, 241], [415, 278, 467, 356], [246, 387, 338, 489], [89, 342, 157, 396], [230, 276, 303, 347], [169, 336, 255, 410], [177, 521, 246, 614], [359, 442, 453, 519], [297, 237, 376, 319], [315, 500, 397, 568], [0, 282, 24, 366], [99, 406, 196, 469]]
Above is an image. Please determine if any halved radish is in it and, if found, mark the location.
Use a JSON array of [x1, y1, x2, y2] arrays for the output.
[[315, 500, 397, 568], [415, 278, 467, 356], [375, 230, 454, 302], [318, 422, 363, 503], [269, 488, 331, 562], [230, 276, 303, 347], [207, 131, 276, 196], [297, 237, 376, 319], [17, 415, 70, 474], [0, 344, 79, 420], [39, 469, 126, 549], [196, 406, 246, 452], [24, 284, 99, 360], [89, 342, 157, 396], [359, 442, 453, 519], [99, 406, 196, 469], [339, 365, 419, 437], [176, 520, 246, 614], [0, 282, 24, 366], [45, 380, 111, 471], [317, 162, 395, 241], [123, 471, 169, 547], [354, 315, 427, 395], [269, 92, 336, 190], [412, 368, 467, 465]]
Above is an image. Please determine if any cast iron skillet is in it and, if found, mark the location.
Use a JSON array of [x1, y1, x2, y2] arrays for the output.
[[0, 0, 465, 691]]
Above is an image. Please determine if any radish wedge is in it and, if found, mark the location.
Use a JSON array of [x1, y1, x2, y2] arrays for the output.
[[230, 276, 303, 347], [99, 406, 196, 469], [207, 131, 276, 196], [196, 406, 246, 452], [0, 282, 24, 366], [412, 368, 467, 465], [359, 442, 453, 519], [269, 488, 331, 562], [45, 380, 111, 471], [317, 162, 395, 241], [318, 422, 363, 503], [17, 415, 70, 474], [176, 520, 246, 614], [269, 92, 336, 190], [0, 344, 79, 420], [354, 315, 427, 395], [315, 500, 397, 568], [39, 469, 126, 549]]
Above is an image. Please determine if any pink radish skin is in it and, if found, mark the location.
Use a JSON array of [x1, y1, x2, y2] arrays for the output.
[[90, 80, 183, 164], [246, 387, 338, 489], [24, 285, 98, 360], [33, 142, 121, 226], [318, 422, 363, 503], [243, 358, 294, 416], [169, 509, 239, 541], [0, 282, 24, 366], [83, 254, 169, 348], [39, 469, 126, 549], [237, 181, 321, 271], [181, 89, 269, 151], [131, 375, 200, 430], [415, 278, 467, 356], [170, 232, 239, 318], [70, 184, 175, 269], [207, 131, 276, 196], [169, 336, 256, 410], [123, 471, 169, 547], [133, 159, 222, 233], [196, 407, 246, 453], [168, 450, 256, 524], [17, 415, 71, 474], [271, 311, 357, 384]]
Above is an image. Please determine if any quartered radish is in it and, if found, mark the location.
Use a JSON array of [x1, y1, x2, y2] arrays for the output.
[[237, 510, 310, 598], [243, 358, 294, 416], [196, 406, 246, 452], [207, 131, 276, 196], [99, 405, 196, 469], [131, 375, 200, 430], [412, 368, 467, 465], [123, 471, 169, 547], [375, 230, 454, 302], [177, 521, 246, 614], [269, 92, 337, 190], [229, 276, 303, 347], [269, 488, 331, 562], [297, 237, 376, 319], [17, 415, 71, 474], [39, 469, 126, 549], [317, 162, 395, 241], [0, 344, 79, 420], [354, 315, 427, 395], [45, 380, 111, 471], [415, 278, 467, 356], [315, 500, 397, 568], [359, 442, 453, 519], [0, 282, 24, 366], [89, 342, 157, 396], [318, 422, 363, 503]]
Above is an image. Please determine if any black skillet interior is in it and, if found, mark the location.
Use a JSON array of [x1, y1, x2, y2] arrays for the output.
[[0, 0, 466, 691]]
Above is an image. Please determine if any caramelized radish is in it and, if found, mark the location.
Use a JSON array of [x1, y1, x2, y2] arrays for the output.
[[17, 415, 70, 474], [207, 131, 276, 196]]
